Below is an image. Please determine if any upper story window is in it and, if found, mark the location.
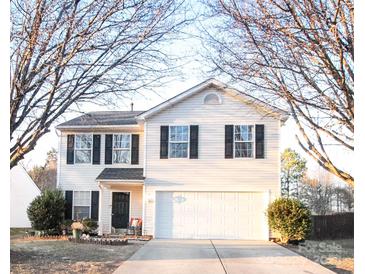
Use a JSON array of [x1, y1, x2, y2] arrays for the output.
[[113, 134, 131, 163], [234, 125, 254, 158], [75, 134, 92, 163], [203, 92, 221, 105], [169, 126, 189, 158], [73, 191, 91, 220]]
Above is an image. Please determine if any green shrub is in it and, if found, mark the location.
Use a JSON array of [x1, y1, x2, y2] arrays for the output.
[[27, 189, 65, 231], [82, 218, 98, 233], [61, 219, 73, 234], [267, 197, 311, 243]]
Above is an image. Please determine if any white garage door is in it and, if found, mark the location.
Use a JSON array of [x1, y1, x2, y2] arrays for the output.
[[155, 191, 267, 240]]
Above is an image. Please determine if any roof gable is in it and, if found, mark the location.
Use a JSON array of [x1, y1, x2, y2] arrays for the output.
[[10, 165, 41, 192], [137, 79, 289, 122]]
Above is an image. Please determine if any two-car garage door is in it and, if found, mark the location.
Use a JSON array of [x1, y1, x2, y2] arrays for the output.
[[155, 191, 267, 240]]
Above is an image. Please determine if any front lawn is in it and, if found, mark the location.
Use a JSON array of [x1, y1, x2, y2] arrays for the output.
[[11, 239, 145, 274], [10, 228, 30, 240], [284, 239, 354, 274]]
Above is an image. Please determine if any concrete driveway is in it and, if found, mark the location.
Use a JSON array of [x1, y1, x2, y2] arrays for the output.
[[114, 239, 334, 274]]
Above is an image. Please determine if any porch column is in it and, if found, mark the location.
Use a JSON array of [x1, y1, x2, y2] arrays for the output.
[[98, 182, 103, 236]]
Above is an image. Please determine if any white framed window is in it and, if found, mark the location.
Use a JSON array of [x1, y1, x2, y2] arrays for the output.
[[74, 134, 92, 163], [169, 125, 189, 158], [73, 191, 91, 220], [234, 125, 254, 158], [113, 134, 131, 164]]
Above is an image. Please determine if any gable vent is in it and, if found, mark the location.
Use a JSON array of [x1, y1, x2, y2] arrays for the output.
[[203, 92, 221, 105]]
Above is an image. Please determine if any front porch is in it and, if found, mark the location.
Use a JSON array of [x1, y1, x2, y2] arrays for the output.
[[96, 168, 144, 236]]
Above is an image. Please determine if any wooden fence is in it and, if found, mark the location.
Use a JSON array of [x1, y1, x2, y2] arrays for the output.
[[309, 213, 354, 240]]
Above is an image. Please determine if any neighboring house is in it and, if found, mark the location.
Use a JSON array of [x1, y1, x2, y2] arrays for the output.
[[56, 79, 288, 240], [10, 165, 41, 228]]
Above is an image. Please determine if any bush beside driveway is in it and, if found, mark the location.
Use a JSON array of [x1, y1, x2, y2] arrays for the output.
[[11, 239, 146, 274]]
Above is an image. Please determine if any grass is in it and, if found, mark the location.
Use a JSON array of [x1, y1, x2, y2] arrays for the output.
[[10, 238, 146, 274], [10, 228, 32, 239]]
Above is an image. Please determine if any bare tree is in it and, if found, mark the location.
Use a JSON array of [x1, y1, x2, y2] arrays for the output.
[[11, 0, 191, 168], [299, 172, 334, 215], [28, 148, 57, 190], [332, 185, 353, 212], [202, 0, 353, 186]]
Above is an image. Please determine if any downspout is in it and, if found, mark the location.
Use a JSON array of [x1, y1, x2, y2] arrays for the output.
[[142, 119, 147, 235]]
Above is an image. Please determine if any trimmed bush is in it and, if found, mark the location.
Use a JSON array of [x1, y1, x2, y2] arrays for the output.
[[81, 218, 98, 234], [27, 189, 65, 231], [267, 197, 311, 243]]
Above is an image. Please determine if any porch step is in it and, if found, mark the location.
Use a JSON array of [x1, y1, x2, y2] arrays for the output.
[[109, 234, 126, 238], [112, 228, 126, 235]]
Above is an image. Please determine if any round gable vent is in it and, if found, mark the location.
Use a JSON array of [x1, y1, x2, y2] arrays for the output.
[[203, 92, 222, 105]]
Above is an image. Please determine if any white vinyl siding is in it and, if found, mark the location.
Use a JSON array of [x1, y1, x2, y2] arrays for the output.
[[58, 130, 144, 191], [58, 85, 281, 237], [59, 129, 144, 234], [143, 87, 281, 236]]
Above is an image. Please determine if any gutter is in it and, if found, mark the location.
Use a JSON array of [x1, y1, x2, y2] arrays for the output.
[[96, 179, 144, 182], [56, 124, 141, 130]]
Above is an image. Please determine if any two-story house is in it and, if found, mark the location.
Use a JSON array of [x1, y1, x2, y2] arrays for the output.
[[56, 79, 288, 240]]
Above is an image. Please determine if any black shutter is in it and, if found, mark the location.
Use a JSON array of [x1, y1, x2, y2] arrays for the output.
[[131, 134, 139, 165], [66, 135, 75, 164], [189, 125, 199, 159], [105, 134, 113, 164], [93, 135, 101, 164], [160, 126, 169, 159], [65, 191, 73, 220], [255, 124, 265, 159], [225, 125, 234, 158], [91, 191, 99, 221]]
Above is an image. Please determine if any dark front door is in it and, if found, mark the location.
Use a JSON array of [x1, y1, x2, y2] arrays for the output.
[[112, 192, 130, 229]]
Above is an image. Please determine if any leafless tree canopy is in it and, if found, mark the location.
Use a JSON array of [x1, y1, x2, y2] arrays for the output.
[[28, 148, 57, 191], [202, 0, 354, 185], [11, 0, 190, 168], [299, 172, 353, 215]]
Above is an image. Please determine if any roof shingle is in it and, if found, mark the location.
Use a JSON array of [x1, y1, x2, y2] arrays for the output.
[[96, 168, 144, 181], [57, 111, 143, 128]]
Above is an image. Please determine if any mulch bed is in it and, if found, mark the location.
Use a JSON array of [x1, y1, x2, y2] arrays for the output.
[[68, 236, 128, 245], [22, 235, 69, 241]]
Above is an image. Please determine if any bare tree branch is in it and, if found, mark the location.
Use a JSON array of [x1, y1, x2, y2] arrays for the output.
[[201, 0, 353, 186], [10, 0, 192, 168]]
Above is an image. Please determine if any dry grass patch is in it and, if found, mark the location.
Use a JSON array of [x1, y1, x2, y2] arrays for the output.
[[284, 239, 353, 274], [11, 239, 146, 274]]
